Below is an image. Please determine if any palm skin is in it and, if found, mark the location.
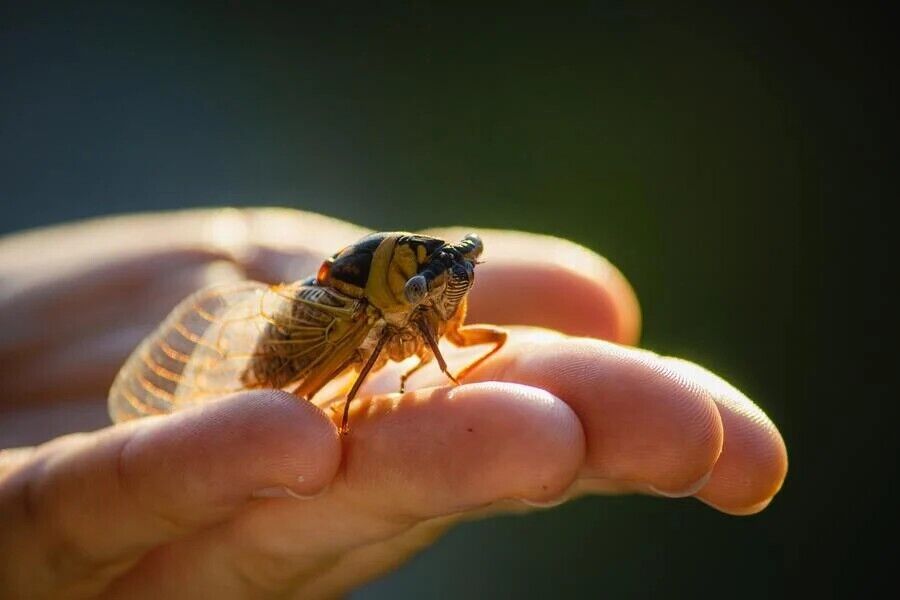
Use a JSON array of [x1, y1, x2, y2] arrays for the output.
[[0, 209, 787, 599]]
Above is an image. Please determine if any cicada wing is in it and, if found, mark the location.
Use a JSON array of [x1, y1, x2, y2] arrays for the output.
[[107, 281, 274, 421], [108, 280, 368, 423]]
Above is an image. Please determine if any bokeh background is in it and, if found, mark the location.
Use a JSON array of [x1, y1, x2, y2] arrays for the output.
[[1, 2, 892, 597]]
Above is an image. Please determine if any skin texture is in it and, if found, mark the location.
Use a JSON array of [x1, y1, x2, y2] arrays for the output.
[[0, 208, 788, 599]]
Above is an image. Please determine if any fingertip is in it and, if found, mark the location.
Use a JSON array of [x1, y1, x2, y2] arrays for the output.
[[121, 390, 341, 519], [697, 424, 787, 515], [470, 260, 640, 344], [598, 258, 642, 345], [616, 351, 725, 495], [637, 353, 725, 497], [242, 390, 343, 496], [465, 382, 586, 504], [664, 358, 788, 514], [474, 336, 725, 496], [699, 496, 774, 516]]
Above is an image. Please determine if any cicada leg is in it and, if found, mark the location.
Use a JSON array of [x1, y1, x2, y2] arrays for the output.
[[339, 331, 389, 435], [399, 349, 434, 393], [445, 323, 508, 381], [416, 317, 460, 386], [442, 295, 508, 381], [301, 354, 358, 414]]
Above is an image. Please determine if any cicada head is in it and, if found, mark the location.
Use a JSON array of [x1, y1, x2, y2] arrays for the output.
[[409, 233, 482, 320], [315, 231, 482, 321]]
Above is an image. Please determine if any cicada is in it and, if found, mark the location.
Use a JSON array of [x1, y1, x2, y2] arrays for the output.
[[108, 232, 507, 433]]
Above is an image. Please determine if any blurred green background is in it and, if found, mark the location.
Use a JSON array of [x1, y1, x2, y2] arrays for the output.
[[1, 2, 892, 597]]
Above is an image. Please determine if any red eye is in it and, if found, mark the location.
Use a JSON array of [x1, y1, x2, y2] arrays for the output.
[[316, 260, 332, 284]]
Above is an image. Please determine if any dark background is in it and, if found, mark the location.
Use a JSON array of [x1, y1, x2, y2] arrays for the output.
[[1, 2, 893, 597]]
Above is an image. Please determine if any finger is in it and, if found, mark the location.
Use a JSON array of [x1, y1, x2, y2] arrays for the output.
[[2, 258, 246, 405], [664, 359, 788, 514], [446, 328, 785, 512], [0, 208, 326, 343], [0, 209, 251, 290], [339, 381, 585, 512], [0, 391, 340, 597], [0, 249, 232, 355], [0, 447, 35, 478], [0, 208, 368, 293], [423, 227, 641, 344], [236, 207, 371, 282], [106, 382, 585, 598], [0, 208, 347, 348]]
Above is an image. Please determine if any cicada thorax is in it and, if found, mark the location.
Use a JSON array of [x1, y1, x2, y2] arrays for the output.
[[240, 280, 364, 391], [305, 233, 437, 371], [318, 232, 447, 315]]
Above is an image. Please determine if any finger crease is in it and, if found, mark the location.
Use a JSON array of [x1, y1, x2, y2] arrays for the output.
[[114, 434, 197, 540], [20, 457, 108, 587]]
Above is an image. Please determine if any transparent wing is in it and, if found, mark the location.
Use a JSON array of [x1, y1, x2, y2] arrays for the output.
[[107, 280, 365, 422]]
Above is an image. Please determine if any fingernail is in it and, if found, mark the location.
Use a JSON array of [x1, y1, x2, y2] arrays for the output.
[[698, 496, 773, 516], [252, 484, 329, 500], [514, 495, 568, 508], [252, 486, 305, 499], [646, 471, 714, 498]]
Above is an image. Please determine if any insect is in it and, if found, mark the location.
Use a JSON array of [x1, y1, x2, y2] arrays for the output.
[[108, 231, 507, 433]]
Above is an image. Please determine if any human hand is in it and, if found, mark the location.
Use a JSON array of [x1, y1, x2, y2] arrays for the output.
[[0, 208, 787, 598]]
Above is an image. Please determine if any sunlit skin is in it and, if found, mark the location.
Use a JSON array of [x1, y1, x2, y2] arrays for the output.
[[0, 208, 788, 599]]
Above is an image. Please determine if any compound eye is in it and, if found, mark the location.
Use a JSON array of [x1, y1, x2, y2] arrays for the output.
[[316, 260, 332, 284], [461, 233, 483, 259], [404, 274, 428, 304]]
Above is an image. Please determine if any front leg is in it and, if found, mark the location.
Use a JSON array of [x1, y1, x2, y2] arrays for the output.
[[415, 316, 460, 386], [439, 295, 508, 382], [444, 323, 508, 381]]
